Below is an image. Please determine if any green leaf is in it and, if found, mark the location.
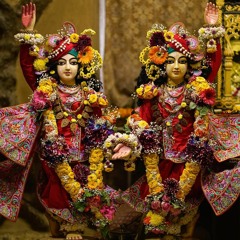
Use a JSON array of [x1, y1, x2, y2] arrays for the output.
[[189, 102, 197, 110], [199, 107, 209, 116]]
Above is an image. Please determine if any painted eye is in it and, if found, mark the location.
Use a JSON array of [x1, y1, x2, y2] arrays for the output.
[[57, 61, 65, 65], [179, 59, 187, 64], [166, 59, 174, 64]]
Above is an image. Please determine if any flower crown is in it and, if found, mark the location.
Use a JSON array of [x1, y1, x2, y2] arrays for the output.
[[30, 22, 102, 79], [140, 22, 203, 67]]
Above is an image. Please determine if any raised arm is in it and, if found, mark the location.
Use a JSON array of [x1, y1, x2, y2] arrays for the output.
[[18, 2, 38, 91], [199, 2, 224, 83]]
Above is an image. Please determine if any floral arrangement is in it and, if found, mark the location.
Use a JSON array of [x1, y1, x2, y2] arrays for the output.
[[143, 157, 201, 235], [198, 25, 225, 53], [136, 82, 159, 99], [186, 76, 216, 113], [30, 77, 57, 111], [83, 118, 115, 153], [198, 25, 225, 40], [73, 148, 116, 235], [103, 132, 142, 171], [14, 31, 44, 45]]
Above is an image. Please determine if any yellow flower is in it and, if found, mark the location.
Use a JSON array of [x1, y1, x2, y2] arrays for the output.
[[148, 180, 158, 189], [138, 120, 149, 129], [136, 87, 143, 95], [105, 142, 112, 148], [24, 34, 31, 40], [149, 211, 164, 226], [88, 181, 98, 189], [186, 84, 191, 89], [84, 100, 90, 105], [95, 169, 102, 177], [144, 85, 152, 93], [92, 148, 103, 156], [98, 97, 108, 106], [166, 121, 171, 126], [90, 164, 98, 171], [63, 112, 69, 117], [164, 31, 174, 41], [181, 102, 187, 108], [199, 28, 205, 34], [196, 76, 207, 83], [35, 33, 42, 38], [71, 118, 77, 123], [153, 88, 158, 96], [83, 87, 89, 92], [81, 81, 87, 87], [70, 33, 79, 43], [89, 94, 98, 103], [88, 173, 97, 182], [33, 58, 48, 71], [77, 114, 82, 119], [178, 114, 183, 119]]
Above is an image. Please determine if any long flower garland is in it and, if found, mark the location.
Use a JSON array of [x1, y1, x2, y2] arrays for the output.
[[31, 77, 116, 231], [126, 76, 216, 235]]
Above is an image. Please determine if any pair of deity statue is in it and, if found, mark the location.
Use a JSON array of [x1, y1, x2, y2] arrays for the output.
[[0, 2, 239, 240]]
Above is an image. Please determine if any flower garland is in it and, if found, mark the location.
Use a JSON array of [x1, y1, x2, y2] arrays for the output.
[[14, 32, 44, 45], [127, 77, 215, 235], [143, 156, 201, 235], [198, 25, 225, 53], [31, 77, 115, 231]]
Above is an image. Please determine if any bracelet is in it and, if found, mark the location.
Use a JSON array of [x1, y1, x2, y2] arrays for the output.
[[198, 25, 225, 40], [14, 32, 44, 45]]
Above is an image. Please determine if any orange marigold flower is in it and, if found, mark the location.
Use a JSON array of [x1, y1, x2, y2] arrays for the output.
[[78, 46, 94, 64], [149, 46, 168, 65]]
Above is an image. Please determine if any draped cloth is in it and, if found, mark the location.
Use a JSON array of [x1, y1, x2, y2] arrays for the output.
[[103, 0, 208, 107], [0, 103, 41, 221]]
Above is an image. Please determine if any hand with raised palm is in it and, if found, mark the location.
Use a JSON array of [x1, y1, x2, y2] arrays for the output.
[[112, 143, 132, 160], [22, 2, 36, 30], [204, 2, 219, 25]]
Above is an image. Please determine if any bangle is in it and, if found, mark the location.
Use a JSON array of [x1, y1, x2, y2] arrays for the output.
[[14, 32, 44, 45]]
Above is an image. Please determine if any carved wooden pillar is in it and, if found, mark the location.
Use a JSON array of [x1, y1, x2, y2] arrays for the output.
[[216, 0, 240, 109]]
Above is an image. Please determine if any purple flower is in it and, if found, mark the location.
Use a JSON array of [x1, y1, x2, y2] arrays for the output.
[[75, 35, 92, 51], [150, 32, 166, 47]]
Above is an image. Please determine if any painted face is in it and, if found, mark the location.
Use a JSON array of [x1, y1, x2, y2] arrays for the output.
[[166, 52, 188, 84], [57, 53, 78, 85]]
